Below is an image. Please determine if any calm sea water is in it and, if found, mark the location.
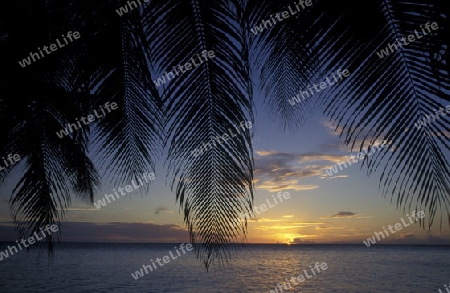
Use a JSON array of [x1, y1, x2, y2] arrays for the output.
[[0, 243, 449, 292]]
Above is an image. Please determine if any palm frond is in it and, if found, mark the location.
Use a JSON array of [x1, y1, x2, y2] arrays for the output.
[[0, 0, 100, 251], [314, 0, 450, 228], [65, 1, 164, 188], [254, 0, 450, 228], [144, 0, 254, 268], [250, 0, 319, 130]]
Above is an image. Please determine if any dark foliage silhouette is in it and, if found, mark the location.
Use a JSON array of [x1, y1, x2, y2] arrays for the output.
[[0, 0, 449, 268]]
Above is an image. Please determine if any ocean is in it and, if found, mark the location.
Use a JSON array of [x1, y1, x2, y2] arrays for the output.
[[0, 243, 449, 292]]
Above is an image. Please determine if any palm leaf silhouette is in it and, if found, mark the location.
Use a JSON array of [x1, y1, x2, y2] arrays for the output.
[[1, 0, 450, 268], [319, 0, 450, 229], [0, 0, 102, 251], [254, 0, 450, 228], [143, 0, 254, 268]]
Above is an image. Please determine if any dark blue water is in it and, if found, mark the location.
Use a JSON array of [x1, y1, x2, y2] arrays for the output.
[[0, 243, 449, 292]]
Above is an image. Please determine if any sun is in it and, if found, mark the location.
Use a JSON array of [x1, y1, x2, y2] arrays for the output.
[[282, 234, 296, 245]]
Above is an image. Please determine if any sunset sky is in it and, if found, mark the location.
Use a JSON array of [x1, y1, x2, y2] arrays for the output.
[[1, 100, 449, 245]]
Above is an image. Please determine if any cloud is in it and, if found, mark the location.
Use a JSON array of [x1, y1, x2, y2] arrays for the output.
[[155, 206, 173, 215], [290, 237, 315, 244], [315, 226, 347, 230], [321, 121, 389, 149], [321, 211, 370, 219], [249, 218, 282, 223], [254, 151, 345, 192], [321, 120, 394, 156], [391, 233, 450, 245], [321, 121, 346, 136], [0, 221, 189, 243], [282, 215, 294, 218], [290, 222, 328, 225], [255, 224, 311, 230], [326, 175, 349, 180], [256, 150, 278, 156], [329, 211, 356, 218], [256, 180, 319, 192], [254, 144, 394, 190]]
